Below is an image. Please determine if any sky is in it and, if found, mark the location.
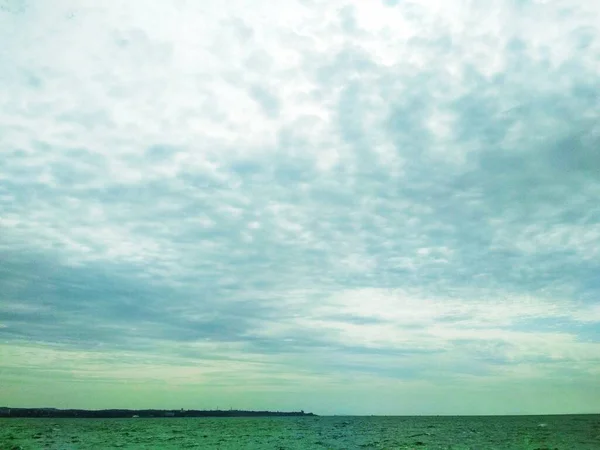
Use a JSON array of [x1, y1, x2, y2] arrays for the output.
[[1, 0, 599, 416]]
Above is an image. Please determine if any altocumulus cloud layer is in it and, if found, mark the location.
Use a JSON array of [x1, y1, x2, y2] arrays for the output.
[[1, 0, 600, 414]]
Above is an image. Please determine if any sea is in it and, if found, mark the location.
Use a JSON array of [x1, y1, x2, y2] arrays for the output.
[[1, 415, 599, 449]]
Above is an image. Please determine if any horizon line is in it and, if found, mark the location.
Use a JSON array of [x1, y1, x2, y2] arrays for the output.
[[2, 407, 599, 417]]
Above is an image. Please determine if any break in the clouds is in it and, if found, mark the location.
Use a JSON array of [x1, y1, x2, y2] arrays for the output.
[[1, 0, 599, 415]]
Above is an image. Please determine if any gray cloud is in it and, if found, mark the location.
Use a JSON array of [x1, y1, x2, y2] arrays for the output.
[[1, 0, 600, 411]]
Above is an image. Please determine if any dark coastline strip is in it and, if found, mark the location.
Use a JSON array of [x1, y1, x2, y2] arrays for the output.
[[0, 407, 317, 418]]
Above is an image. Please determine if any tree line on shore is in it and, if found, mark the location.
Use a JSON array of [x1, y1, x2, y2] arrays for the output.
[[0, 407, 316, 418]]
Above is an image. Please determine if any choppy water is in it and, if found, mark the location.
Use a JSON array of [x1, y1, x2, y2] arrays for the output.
[[1, 415, 599, 449]]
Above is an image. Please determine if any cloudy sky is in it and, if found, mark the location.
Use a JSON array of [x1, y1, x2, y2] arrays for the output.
[[1, 0, 599, 415]]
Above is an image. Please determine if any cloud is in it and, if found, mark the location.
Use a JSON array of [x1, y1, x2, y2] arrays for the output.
[[1, 0, 599, 413]]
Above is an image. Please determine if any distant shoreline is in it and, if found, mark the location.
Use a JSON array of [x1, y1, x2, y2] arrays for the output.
[[0, 407, 317, 418]]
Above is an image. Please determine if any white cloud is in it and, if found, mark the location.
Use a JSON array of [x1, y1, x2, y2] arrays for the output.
[[1, 0, 600, 412]]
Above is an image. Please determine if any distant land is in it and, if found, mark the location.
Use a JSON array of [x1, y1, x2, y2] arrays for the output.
[[0, 407, 317, 418], [0, 407, 316, 419]]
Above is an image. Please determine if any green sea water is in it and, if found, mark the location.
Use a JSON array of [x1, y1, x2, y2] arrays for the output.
[[1, 415, 599, 449]]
